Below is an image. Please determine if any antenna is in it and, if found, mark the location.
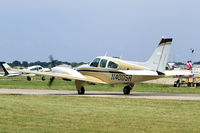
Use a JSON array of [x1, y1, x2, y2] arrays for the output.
[[104, 51, 108, 56], [120, 54, 123, 59]]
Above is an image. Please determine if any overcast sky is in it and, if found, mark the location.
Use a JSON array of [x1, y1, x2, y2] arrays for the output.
[[0, 0, 200, 63]]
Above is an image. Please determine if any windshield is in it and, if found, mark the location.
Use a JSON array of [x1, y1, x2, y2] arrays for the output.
[[90, 58, 100, 67]]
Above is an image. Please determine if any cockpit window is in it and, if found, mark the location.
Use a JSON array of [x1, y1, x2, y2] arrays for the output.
[[107, 61, 118, 69], [31, 68, 37, 71], [100, 59, 107, 68], [90, 58, 100, 67]]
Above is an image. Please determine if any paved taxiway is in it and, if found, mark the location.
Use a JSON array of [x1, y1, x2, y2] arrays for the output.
[[0, 89, 200, 100]]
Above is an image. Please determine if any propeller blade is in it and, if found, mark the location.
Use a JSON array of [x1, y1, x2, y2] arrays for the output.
[[48, 77, 55, 87], [49, 55, 56, 68]]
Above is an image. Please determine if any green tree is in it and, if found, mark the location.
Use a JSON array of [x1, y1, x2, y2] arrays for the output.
[[12, 60, 21, 67], [22, 61, 28, 67]]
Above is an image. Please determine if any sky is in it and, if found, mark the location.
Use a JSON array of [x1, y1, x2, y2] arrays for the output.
[[0, 0, 200, 63]]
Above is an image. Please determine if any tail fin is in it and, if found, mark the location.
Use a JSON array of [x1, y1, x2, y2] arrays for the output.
[[0, 62, 19, 76], [145, 38, 173, 73], [0, 62, 10, 76]]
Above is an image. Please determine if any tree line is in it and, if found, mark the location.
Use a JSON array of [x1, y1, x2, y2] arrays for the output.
[[7, 60, 86, 68]]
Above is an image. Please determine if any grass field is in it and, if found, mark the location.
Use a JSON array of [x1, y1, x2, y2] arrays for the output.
[[0, 95, 200, 133], [1, 76, 200, 94], [1, 77, 200, 132]]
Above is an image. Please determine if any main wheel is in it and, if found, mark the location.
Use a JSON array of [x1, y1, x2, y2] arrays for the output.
[[174, 81, 177, 87], [41, 76, 45, 81], [27, 76, 31, 81], [123, 86, 131, 95], [78, 86, 85, 95], [176, 82, 180, 88]]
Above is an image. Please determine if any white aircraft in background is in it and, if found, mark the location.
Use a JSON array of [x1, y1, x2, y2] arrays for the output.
[[26, 65, 50, 72], [0, 64, 50, 81]]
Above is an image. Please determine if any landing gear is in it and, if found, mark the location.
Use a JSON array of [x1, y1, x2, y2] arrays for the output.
[[41, 76, 45, 81], [123, 84, 133, 95], [78, 86, 85, 95], [174, 79, 180, 87], [75, 80, 85, 95], [27, 76, 31, 81]]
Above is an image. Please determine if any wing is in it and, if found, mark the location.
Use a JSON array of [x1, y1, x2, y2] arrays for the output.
[[9, 68, 107, 84]]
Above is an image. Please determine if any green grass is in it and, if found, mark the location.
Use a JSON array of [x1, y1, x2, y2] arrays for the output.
[[1, 76, 200, 94], [0, 95, 200, 133]]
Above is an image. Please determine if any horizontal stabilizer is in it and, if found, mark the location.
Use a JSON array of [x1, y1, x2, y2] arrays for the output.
[[120, 70, 159, 76], [164, 70, 192, 76]]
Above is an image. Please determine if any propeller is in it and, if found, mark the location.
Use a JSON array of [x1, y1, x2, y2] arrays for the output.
[[48, 55, 56, 87], [49, 55, 56, 69], [48, 77, 55, 87]]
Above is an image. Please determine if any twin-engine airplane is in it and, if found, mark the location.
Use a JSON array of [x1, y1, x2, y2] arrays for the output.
[[0, 38, 173, 95]]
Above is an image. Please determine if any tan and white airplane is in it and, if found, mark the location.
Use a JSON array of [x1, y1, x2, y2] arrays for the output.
[[1, 37, 174, 95]]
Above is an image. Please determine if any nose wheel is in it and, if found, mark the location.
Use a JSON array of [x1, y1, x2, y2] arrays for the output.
[[123, 85, 133, 95]]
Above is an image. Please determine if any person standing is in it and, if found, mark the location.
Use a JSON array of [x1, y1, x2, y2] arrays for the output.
[[186, 60, 192, 70]]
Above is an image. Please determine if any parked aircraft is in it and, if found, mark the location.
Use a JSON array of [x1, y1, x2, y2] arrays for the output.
[[0, 64, 50, 80], [1, 37, 175, 94]]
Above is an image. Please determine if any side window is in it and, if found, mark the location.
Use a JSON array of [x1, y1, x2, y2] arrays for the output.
[[39, 67, 42, 70], [90, 58, 100, 67], [100, 59, 107, 68], [31, 68, 37, 71], [107, 61, 118, 69]]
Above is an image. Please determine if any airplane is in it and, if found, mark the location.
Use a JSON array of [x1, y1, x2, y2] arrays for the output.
[[1, 37, 175, 95], [26, 65, 50, 72], [0, 64, 50, 81]]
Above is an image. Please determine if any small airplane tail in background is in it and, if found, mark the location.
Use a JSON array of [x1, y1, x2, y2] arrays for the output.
[[0, 62, 11, 76], [0, 62, 33, 77], [144, 38, 173, 74]]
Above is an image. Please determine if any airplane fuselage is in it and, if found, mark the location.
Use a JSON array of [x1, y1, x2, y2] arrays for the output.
[[76, 56, 162, 84]]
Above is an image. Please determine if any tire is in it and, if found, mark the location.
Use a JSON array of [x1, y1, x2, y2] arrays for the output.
[[123, 86, 131, 95], [174, 81, 177, 87], [27, 76, 31, 81], [41, 76, 45, 81], [78, 86, 85, 95], [190, 83, 194, 87], [176, 82, 180, 88], [175, 80, 180, 88], [188, 82, 193, 87]]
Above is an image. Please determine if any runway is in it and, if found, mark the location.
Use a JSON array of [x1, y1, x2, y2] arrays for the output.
[[1, 88, 200, 100]]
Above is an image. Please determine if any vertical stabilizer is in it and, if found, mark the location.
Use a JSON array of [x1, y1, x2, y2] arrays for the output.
[[145, 38, 173, 73], [0, 62, 9, 76], [0, 62, 19, 76]]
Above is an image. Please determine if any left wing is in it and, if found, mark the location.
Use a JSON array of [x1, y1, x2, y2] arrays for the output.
[[4, 64, 107, 84]]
